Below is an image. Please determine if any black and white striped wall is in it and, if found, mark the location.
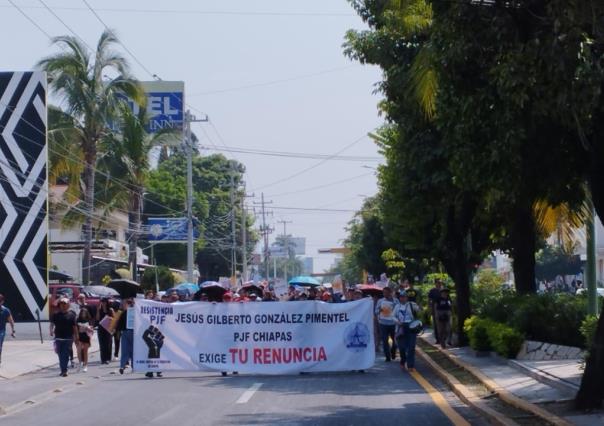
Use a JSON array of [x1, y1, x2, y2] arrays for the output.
[[0, 72, 48, 321]]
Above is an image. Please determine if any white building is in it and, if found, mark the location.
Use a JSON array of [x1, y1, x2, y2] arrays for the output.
[[49, 184, 147, 284]]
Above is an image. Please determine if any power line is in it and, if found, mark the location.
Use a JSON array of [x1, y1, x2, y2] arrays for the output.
[[7, 0, 53, 39], [1, 4, 356, 17], [82, 0, 156, 78], [200, 145, 381, 162], [189, 65, 358, 97], [38, 0, 95, 52], [266, 172, 373, 198], [250, 133, 372, 192]]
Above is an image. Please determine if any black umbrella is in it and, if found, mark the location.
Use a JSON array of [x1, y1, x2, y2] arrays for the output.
[[194, 282, 227, 302], [241, 283, 263, 296], [107, 279, 141, 298], [81, 285, 120, 298]]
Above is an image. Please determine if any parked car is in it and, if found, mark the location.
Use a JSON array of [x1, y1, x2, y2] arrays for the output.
[[49, 283, 83, 316]]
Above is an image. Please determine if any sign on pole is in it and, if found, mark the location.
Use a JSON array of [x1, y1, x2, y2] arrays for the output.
[[118, 81, 184, 134], [147, 217, 199, 242]]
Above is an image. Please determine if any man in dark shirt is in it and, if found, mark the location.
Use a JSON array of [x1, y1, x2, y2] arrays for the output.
[[50, 297, 78, 377], [428, 279, 443, 344]]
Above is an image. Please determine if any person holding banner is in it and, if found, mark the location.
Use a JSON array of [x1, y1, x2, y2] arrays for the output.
[[118, 299, 135, 375], [394, 291, 420, 372], [375, 287, 399, 361]]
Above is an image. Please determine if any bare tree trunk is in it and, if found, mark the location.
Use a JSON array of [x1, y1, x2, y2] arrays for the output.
[[81, 145, 96, 285], [510, 202, 537, 294]]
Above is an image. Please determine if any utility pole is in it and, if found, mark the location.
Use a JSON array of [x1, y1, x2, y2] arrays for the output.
[[277, 219, 292, 282], [254, 193, 273, 279], [184, 110, 208, 282], [241, 187, 254, 282], [230, 173, 237, 279]]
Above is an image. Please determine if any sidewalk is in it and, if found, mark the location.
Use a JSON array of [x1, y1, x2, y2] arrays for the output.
[[419, 331, 604, 425], [1, 322, 98, 380]]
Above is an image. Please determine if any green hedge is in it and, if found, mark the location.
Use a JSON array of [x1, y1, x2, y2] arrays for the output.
[[464, 316, 524, 359], [475, 292, 588, 348]]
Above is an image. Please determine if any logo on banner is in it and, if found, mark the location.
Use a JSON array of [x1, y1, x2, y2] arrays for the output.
[[142, 325, 165, 358], [344, 322, 370, 352]]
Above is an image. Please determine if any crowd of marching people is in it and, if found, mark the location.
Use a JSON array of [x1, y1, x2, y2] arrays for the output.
[[0, 275, 456, 378]]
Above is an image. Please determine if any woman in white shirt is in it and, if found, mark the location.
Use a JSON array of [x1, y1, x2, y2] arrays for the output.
[[394, 291, 420, 371]]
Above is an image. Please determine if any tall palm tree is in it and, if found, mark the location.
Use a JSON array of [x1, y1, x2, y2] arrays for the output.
[[38, 30, 144, 285], [98, 105, 177, 281]]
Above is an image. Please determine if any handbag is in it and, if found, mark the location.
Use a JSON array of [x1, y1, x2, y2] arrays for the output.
[[98, 315, 114, 335]]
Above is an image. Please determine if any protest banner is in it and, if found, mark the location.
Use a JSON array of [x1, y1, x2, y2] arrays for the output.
[[133, 298, 375, 374]]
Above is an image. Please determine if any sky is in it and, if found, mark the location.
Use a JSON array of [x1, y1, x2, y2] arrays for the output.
[[1, 0, 384, 273]]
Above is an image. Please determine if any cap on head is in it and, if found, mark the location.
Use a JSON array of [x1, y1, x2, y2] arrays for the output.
[[398, 290, 408, 298]]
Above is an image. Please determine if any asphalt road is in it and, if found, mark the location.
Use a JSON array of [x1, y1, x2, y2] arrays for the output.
[[0, 351, 489, 426]]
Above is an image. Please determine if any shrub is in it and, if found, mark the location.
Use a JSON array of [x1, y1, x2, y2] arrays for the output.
[[479, 292, 588, 348], [489, 323, 525, 359], [464, 316, 524, 358], [464, 316, 492, 352], [580, 315, 599, 351]]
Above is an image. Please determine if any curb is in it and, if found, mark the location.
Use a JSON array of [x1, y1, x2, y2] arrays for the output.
[[416, 346, 519, 426], [419, 336, 572, 426], [507, 359, 580, 394]]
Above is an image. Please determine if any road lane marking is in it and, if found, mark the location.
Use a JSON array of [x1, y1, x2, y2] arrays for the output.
[[410, 370, 471, 426], [150, 404, 187, 423], [236, 382, 263, 404]]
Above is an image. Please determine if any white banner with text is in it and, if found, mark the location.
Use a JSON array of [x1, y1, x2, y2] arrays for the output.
[[133, 298, 375, 374]]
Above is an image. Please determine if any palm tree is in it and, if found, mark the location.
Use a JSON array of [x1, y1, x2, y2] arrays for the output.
[[38, 30, 144, 285], [98, 105, 177, 281]]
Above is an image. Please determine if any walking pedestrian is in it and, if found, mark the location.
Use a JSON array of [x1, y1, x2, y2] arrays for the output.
[[435, 288, 453, 349], [50, 298, 79, 377], [394, 291, 420, 372], [375, 287, 399, 361], [118, 298, 135, 375], [428, 279, 443, 344], [111, 298, 121, 361], [96, 297, 114, 364], [76, 308, 93, 372], [0, 294, 16, 366]]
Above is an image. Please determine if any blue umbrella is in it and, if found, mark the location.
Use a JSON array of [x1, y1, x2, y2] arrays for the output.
[[200, 280, 221, 288], [176, 282, 200, 294], [288, 276, 321, 287]]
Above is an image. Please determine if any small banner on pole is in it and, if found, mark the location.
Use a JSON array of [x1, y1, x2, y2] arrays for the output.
[[133, 299, 375, 374]]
